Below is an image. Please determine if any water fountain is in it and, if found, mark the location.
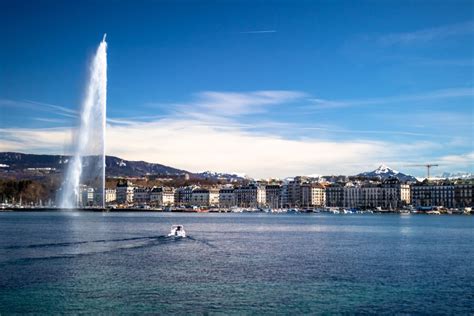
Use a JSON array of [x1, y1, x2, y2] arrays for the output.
[[60, 35, 107, 209]]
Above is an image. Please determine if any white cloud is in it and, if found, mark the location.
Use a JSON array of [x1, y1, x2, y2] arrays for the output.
[[0, 117, 444, 178], [1, 91, 471, 178], [0, 127, 72, 153], [439, 151, 474, 166]]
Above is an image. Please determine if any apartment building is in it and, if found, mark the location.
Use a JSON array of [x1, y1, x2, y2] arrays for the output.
[[234, 184, 266, 208]]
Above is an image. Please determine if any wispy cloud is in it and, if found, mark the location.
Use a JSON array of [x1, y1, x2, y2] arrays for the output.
[[0, 99, 78, 118], [166, 90, 305, 119], [379, 20, 474, 45], [309, 87, 474, 109], [238, 30, 277, 34]]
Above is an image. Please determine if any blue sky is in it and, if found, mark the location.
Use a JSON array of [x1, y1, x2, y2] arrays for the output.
[[0, 0, 473, 178]]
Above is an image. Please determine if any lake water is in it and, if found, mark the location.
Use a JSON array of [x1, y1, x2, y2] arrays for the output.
[[0, 212, 473, 314]]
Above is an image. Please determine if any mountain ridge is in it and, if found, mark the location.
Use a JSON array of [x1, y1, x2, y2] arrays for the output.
[[0, 152, 245, 181]]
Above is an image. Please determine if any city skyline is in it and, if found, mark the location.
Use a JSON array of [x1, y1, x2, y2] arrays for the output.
[[1, 1, 473, 178]]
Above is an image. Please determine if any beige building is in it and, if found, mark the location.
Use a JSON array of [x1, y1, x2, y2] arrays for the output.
[[301, 183, 326, 207], [150, 187, 175, 207], [105, 188, 116, 203], [381, 178, 410, 209]]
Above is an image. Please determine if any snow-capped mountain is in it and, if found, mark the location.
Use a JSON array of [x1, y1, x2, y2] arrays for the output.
[[358, 164, 416, 182], [437, 172, 473, 179]]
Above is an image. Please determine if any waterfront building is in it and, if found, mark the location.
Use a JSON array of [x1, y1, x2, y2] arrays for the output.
[[411, 180, 454, 208], [116, 181, 134, 204], [209, 188, 220, 206], [286, 177, 309, 207], [105, 188, 116, 203], [219, 188, 235, 208], [325, 183, 344, 207], [326, 178, 410, 209], [234, 184, 266, 208], [150, 187, 175, 207], [265, 184, 282, 208], [301, 183, 326, 207], [133, 187, 151, 204], [190, 188, 219, 207], [175, 186, 195, 206], [381, 177, 410, 209], [453, 180, 473, 208], [280, 183, 290, 207], [79, 186, 95, 207], [343, 183, 363, 208]]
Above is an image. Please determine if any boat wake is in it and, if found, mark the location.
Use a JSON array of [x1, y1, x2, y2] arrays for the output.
[[0, 235, 190, 264], [3, 236, 164, 250]]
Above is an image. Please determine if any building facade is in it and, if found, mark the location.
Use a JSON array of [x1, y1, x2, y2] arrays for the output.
[[234, 184, 266, 208], [453, 180, 473, 208], [116, 181, 135, 204], [150, 187, 175, 206], [265, 184, 282, 208], [133, 187, 151, 205], [411, 180, 454, 208], [105, 188, 116, 203], [301, 183, 326, 207], [219, 188, 235, 208]]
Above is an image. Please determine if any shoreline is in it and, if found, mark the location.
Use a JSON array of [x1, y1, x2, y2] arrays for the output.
[[0, 207, 471, 215]]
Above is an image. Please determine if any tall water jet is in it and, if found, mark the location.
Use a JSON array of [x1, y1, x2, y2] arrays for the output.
[[60, 35, 107, 209]]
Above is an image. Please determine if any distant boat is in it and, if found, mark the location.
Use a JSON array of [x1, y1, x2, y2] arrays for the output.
[[168, 225, 186, 238]]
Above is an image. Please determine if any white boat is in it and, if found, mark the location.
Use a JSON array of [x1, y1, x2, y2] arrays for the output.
[[168, 225, 186, 238]]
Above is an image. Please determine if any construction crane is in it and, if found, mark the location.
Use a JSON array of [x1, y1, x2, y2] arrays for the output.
[[405, 164, 439, 179]]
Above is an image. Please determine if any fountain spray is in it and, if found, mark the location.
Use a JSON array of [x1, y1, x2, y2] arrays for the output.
[[60, 35, 107, 209]]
